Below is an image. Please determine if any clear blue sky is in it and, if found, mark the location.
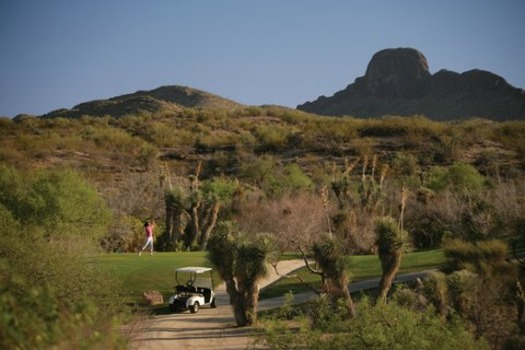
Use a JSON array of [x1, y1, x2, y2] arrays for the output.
[[1, 0, 524, 117]]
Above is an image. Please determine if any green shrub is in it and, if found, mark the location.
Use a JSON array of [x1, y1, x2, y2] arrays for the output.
[[426, 163, 485, 193], [256, 297, 487, 350], [252, 124, 298, 152], [0, 165, 111, 241], [0, 224, 128, 349], [447, 162, 485, 193], [443, 239, 515, 278]]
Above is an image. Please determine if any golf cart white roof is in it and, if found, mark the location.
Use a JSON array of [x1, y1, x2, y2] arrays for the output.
[[175, 266, 212, 274]]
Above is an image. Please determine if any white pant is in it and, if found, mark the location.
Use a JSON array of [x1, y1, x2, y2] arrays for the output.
[[141, 236, 153, 251]]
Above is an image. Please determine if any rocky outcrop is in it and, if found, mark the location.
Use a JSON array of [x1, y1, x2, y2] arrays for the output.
[[362, 48, 431, 98], [297, 48, 525, 120], [142, 291, 164, 306]]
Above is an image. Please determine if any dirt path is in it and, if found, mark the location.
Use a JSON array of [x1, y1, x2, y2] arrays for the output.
[[128, 259, 307, 350]]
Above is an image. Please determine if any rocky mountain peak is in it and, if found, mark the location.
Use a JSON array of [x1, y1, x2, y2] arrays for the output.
[[297, 47, 524, 120], [363, 48, 431, 98]]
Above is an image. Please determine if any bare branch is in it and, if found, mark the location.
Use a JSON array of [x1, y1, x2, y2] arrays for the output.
[[270, 261, 320, 295], [298, 244, 322, 276]]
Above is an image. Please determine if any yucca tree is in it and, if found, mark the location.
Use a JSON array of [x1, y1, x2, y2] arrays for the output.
[[207, 221, 278, 326], [164, 188, 186, 249], [235, 234, 279, 324], [163, 162, 239, 251], [446, 269, 479, 315], [304, 235, 356, 317], [375, 216, 407, 304], [422, 271, 449, 318]]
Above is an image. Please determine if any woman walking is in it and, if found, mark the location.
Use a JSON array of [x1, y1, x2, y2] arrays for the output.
[[139, 220, 155, 256]]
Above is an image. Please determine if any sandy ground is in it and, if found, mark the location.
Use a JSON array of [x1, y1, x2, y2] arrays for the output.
[[128, 260, 435, 350], [128, 259, 307, 350]]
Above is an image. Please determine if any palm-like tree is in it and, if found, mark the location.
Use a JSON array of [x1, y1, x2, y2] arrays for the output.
[[375, 216, 407, 304], [207, 221, 278, 326], [303, 235, 356, 317], [422, 271, 449, 318], [235, 234, 279, 324], [446, 269, 479, 315]]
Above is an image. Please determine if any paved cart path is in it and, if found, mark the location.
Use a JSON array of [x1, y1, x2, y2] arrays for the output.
[[128, 260, 435, 350]]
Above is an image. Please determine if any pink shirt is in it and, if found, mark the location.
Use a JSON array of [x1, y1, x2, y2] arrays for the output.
[[145, 225, 153, 238]]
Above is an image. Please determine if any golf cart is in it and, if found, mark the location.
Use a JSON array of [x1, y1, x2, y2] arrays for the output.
[[168, 266, 217, 313]]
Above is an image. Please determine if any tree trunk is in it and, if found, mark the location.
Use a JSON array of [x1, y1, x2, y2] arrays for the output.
[[172, 210, 184, 246], [199, 202, 220, 250], [326, 275, 356, 318], [339, 283, 356, 318], [243, 282, 260, 326], [165, 197, 174, 242], [516, 281, 525, 332], [377, 252, 402, 304], [189, 200, 201, 247], [225, 277, 248, 326]]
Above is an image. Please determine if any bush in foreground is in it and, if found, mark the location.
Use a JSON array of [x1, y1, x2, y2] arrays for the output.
[[254, 295, 488, 350]]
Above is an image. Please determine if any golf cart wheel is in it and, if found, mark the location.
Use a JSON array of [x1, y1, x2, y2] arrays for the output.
[[211, 298, 217, 308], [189, 302, 199, 313]]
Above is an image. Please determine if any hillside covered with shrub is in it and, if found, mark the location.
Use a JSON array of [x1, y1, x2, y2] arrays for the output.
[[2, 105, 524, 252], [2, 103, 525, 348]]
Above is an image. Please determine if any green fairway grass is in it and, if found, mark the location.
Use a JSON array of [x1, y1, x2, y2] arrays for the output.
[[259, 249, 445, 299], [89, 252, 214, 303], [90, 249, 445, 303]]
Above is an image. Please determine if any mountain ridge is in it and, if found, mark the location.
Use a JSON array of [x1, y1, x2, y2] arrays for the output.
[[40, 85, 243, 118], [30, 48, 525, 121], [297, 47, 525, 121]]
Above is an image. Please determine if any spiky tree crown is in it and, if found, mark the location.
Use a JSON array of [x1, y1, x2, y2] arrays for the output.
[[375, 216, 405, 256]]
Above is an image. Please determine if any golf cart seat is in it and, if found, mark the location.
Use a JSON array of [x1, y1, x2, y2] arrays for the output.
[[169, 267, 216, 314], [176, 285, 197, 294], [197, 287, 212, 303]]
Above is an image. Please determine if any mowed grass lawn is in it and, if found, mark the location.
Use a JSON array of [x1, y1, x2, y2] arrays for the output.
[[90, 250, 445, 303], [88, 252, 213, 303], [260, 249, 445, 298]]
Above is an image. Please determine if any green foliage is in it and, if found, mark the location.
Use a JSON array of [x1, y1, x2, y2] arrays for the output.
[[238, 154, 275, 185], [312, 236, 347, 281], [0, 165, 127, 348], [445, 269, 479, 314], [375, 216, 408, 303], [206, 222, 279, 326], [375, 216, 406, 257], [252, 123, 299, 152], [264, 163, 314, 198], [256, 296, 487, 350], [443, 239, 515, 278], [137, 143, 159, 170], [391, 151, 421, 182], [0, 165, 111, 241], [239, 155, 313, 198], [421, 271, 449, 317], [448, 162, 485, 193], [0, 227, 128, 349], [425, 162, 485, 194], [200, 176, 238, 204], [259, 249, 446, 299], [425, 165, 449, 191]]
